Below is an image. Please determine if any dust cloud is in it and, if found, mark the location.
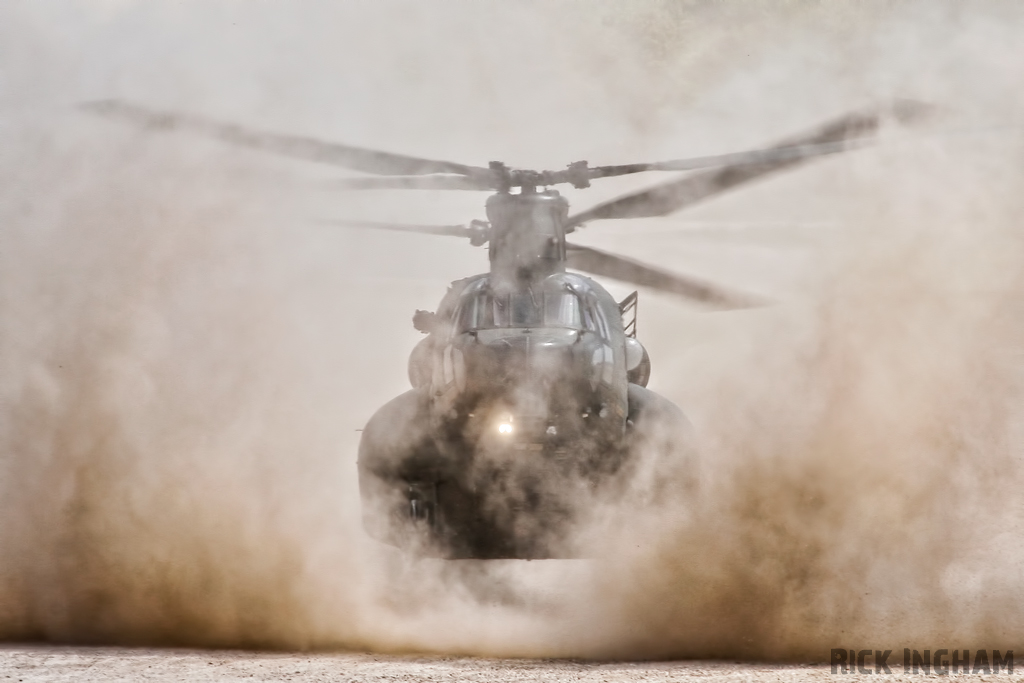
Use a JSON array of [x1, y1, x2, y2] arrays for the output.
[[2, 0, 1024, 660]]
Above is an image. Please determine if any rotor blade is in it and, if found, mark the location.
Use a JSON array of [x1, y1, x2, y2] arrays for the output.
[[81, 100, 492, 178], [317, 219, 476, 239], [566, 99, 935, 229], [565, 243, 766, 310], [325, 174, 494, 191], [586, 139, 866, 179]]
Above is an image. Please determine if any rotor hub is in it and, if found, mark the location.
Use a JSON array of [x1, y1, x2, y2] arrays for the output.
[[488, 160, 592, 192]]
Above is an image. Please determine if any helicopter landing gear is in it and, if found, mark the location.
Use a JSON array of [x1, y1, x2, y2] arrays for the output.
[[620, 383, 699, 506]]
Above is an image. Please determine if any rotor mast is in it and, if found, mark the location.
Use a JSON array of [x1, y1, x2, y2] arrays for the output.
[[483, 169, 571, 288]]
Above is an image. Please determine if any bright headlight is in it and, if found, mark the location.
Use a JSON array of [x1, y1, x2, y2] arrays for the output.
[[497, 422, 513, 435]]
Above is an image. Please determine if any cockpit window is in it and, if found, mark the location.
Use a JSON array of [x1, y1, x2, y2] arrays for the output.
[[544, 292, 581, 328], [582, 293, 611, 339], [457, 288, 582, 332]]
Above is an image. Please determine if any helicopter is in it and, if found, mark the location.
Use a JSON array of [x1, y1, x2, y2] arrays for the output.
[[84, 99, 930, 559]]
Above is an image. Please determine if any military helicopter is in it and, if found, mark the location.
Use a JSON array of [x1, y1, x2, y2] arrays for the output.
[[84, 99, 929, 559]]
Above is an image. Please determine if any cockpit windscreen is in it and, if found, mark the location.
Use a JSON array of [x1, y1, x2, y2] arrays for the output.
[[458, 288, 582, 331]]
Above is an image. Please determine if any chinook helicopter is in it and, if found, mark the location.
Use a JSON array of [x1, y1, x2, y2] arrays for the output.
[[84, 99, 929, 559]]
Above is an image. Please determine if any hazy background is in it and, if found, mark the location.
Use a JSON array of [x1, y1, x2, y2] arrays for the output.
[[2, 0, 1024, 659]]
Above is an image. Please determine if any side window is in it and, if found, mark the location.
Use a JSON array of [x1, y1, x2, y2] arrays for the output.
[[456, 290, 494, 332], [581, 300, 595, 333], [583, 294, 610, 339], [455, 301, 473, 334]]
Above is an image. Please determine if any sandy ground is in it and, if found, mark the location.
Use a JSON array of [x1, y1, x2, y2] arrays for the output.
[[0, 646, 1019, 683]]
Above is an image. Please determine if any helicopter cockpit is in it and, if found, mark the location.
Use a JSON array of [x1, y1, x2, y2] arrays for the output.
[[457, 285, 581, 332], [454, 275, 609, 338], [441, 274, 623, 444]]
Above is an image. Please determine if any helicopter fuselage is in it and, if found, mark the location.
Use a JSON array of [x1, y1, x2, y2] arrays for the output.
[[358, 270, 679, 558], [357, 189, 690, 559]]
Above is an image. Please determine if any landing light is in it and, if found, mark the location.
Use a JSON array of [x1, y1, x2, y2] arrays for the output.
[[498, 422, 514, 435]]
